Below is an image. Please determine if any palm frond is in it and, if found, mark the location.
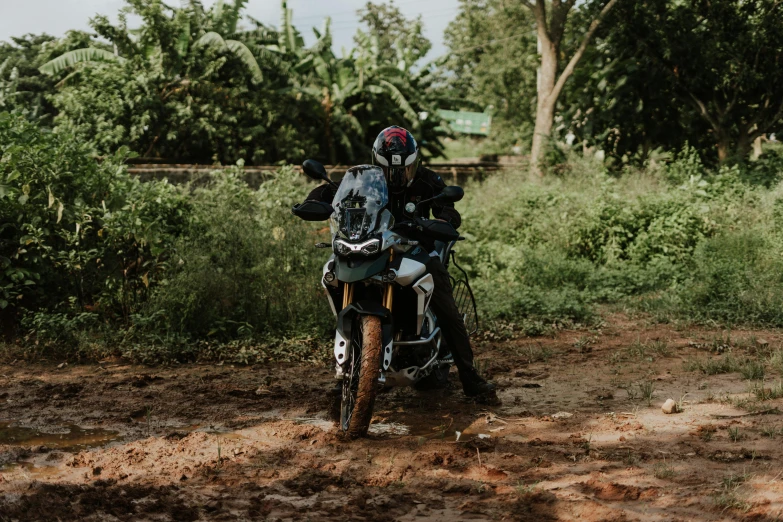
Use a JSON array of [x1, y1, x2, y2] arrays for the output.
[[378, 79, 418, 126], [54, 69, 83, 89], [195, 32, 263, 82], [39, 48, 125, 75], [195, 31, 227, 49], [225, 40, 263, 83]]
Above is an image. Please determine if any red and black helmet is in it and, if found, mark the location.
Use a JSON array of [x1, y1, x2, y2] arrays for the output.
[[371, 126, 419, 190]]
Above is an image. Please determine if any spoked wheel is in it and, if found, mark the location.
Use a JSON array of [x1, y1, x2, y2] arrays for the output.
[[340, 315, 382, 438]]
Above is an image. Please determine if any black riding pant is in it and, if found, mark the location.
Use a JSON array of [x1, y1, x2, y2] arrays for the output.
[[426, 256, 482, 386]]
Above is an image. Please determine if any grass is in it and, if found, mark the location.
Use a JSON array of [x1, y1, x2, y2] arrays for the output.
[[653, 460, 676, 479], [714, 471, 752, 513], [770, 350, 783, 374], [714, 489, 751, 513], [626, 338, 670, 360], [11, 142, 783, 361], [685, 353, 740, 375], [515, 481, 540, 496], [760, 424, 783, 438], [722, 471, 750, 489], [740, 359, 766, 380], [640, 381, 656, 406], [728, 427, 743, 442], [518, 344, 554, 363], [146, 406, 153, 436], [752, 381, 783, 401]]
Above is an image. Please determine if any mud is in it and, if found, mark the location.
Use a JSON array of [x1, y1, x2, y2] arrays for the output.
[[2, 314, 783, 521]]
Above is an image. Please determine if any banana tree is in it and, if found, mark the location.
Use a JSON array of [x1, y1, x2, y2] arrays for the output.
[[290, 16, 424, 164], [39, 0, 264, 83]]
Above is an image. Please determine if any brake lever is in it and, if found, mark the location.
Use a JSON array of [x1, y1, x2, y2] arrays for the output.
[[315, 242, 331, 249]]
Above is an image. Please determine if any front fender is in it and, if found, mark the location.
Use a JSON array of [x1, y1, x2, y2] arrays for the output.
[[334, 301, 394, 371]]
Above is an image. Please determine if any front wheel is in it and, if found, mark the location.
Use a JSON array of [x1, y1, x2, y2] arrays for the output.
[[340, 315, 382, 438]]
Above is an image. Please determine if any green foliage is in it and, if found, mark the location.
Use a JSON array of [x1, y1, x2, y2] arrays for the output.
[[356, 1, 431, 64], [672, 232, 783, 326], [458, 147, 783, 329], [0, 113, 327, 360], [39, 47, 125, 75], [0, 112, 189, 330], [565, 0, 783, 164], [27, 0, 442, 165], [440, 0, 537, 152], [0, 32, 93, 123], [141, 166, 330, 341]]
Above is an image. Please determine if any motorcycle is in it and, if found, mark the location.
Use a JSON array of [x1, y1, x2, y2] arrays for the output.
[[291, 160, 478, 437]]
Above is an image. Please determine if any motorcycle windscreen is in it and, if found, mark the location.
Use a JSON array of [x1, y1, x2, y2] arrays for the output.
[[331, 165, 389, 242]]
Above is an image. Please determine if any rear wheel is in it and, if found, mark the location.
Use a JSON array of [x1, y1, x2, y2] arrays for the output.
[[340, 315, 382, 438]]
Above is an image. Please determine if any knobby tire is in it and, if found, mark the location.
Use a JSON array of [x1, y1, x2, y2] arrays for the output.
[[344, 315, 382, 438]]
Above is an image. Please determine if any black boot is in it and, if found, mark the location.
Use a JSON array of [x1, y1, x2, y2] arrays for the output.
[[463, 379, 497, 397], [460, 367, 499, 400]]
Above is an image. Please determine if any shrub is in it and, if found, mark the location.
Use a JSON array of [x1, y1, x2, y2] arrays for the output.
[[1, 112, 330, 360], [674, 231, 783, 326], [0, 112, 190, 334], [139, 166, 330, 341]]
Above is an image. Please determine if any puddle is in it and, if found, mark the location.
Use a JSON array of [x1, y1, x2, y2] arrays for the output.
[[294, 417, 335, 431], [0, 423, 119, 450], [368, 422, 410, 436], [0, 461, 61, 479]]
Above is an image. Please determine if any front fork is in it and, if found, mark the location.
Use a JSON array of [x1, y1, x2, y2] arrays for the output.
[[336, 255, 394, 382], [341, 249, 394, 313], [342, 282, 392, 311]]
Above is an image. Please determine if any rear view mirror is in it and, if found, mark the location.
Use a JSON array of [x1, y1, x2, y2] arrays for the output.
[[292, 201, 334, 221], [440, 186, 464, 203], [302, 159, 330, 183]]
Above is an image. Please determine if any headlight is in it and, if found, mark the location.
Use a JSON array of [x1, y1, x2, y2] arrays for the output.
[[333, 240, 352, 256], [361, 240, 380, 255], [334, 238, 381, 256]]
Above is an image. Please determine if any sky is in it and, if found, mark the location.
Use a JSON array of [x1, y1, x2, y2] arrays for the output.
[[0, 0, 459, 59]]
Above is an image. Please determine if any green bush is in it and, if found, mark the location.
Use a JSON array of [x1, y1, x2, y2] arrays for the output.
[[6, 117, 783, 360], [1, 112, 330, 360], [457, 149, 783, 329], [139, 166, 330, 341], [0, 112, 190, 333], [674, 231, 783, 325]]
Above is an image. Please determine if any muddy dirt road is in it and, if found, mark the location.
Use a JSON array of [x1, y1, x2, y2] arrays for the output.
[[2, 314, 783, 521]]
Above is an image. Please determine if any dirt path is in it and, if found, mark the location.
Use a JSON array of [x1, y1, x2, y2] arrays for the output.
[[2, 314, 783, 521]]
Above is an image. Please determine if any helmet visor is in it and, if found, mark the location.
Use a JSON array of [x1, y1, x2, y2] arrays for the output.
[[382, 163, 417, 188]]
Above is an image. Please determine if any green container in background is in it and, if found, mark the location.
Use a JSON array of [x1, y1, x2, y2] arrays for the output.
[[437, 109, 492, 136]]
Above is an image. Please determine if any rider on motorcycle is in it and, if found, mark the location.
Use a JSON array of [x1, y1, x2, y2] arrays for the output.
[[304, 125, 497, 400]]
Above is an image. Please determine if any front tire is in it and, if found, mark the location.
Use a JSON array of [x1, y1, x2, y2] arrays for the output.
[[340, 315, 382, 438]]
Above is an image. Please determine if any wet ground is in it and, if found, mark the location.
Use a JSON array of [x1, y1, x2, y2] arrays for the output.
[[2, 314, 783, 521]]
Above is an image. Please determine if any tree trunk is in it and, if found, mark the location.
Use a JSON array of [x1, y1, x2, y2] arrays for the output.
[[716, 134, 731, 163], [530, 41, 558, 178], [525, 0, 620, 178], [752, 135, 764, 160]]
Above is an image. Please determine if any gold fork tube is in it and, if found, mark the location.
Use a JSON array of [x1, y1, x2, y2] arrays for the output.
[[383, 283, 393, 312], [342, 282, 354, 309], [383, 249, 394, 311]]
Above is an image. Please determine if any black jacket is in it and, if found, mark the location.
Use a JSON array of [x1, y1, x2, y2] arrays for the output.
[[306, 165, 461, 250]]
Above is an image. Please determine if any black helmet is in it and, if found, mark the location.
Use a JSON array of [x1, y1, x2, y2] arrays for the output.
[[371, 126, 419, 190]]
